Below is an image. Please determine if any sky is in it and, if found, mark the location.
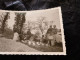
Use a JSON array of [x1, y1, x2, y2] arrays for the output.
[[25, 8, 61, 29], [0, 7, 62, 30]]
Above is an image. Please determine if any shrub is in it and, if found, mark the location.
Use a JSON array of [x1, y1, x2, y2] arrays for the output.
[[2, 28, 14, 39]]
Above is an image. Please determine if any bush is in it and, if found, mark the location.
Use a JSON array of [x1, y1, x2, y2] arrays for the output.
[[55, 42, 63, 47], [2, 28, 14, 39]]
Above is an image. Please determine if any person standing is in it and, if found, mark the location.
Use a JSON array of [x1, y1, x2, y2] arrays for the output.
[[46, 25, 53, 46], [51, 25, 57, 46]]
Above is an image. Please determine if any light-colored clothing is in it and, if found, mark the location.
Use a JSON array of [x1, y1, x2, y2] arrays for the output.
[[47, 34, 54, 40], [51, 34, 56, 46], [46, 34, 56, 46]]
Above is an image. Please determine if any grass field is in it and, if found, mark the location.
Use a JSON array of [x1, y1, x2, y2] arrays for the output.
[[0, 37, 39, 52], [0, 31, 63, 52], [22, 34, 63, 52]]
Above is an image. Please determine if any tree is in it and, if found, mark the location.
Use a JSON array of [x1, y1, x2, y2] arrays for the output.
[[14, 13, 26, 40], [50, 20, 54, 26], [20, 13, 26, 34], [27, 21, 32, 30], [37, 17, 46, 37], [0, 12, 10, 33]]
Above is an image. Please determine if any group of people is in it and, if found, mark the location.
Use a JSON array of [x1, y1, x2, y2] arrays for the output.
[[13, 25, 57, 46]]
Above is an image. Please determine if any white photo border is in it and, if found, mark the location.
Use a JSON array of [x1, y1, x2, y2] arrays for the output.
[[0, 7, 66, 55]]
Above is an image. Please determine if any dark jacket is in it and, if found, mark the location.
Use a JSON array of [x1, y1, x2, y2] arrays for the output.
[[47, 28, 53, 34], [52, 28, 57, 34]]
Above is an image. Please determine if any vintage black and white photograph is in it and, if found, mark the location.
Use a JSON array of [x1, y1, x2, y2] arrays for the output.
[[0, 7, 66, 55]]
